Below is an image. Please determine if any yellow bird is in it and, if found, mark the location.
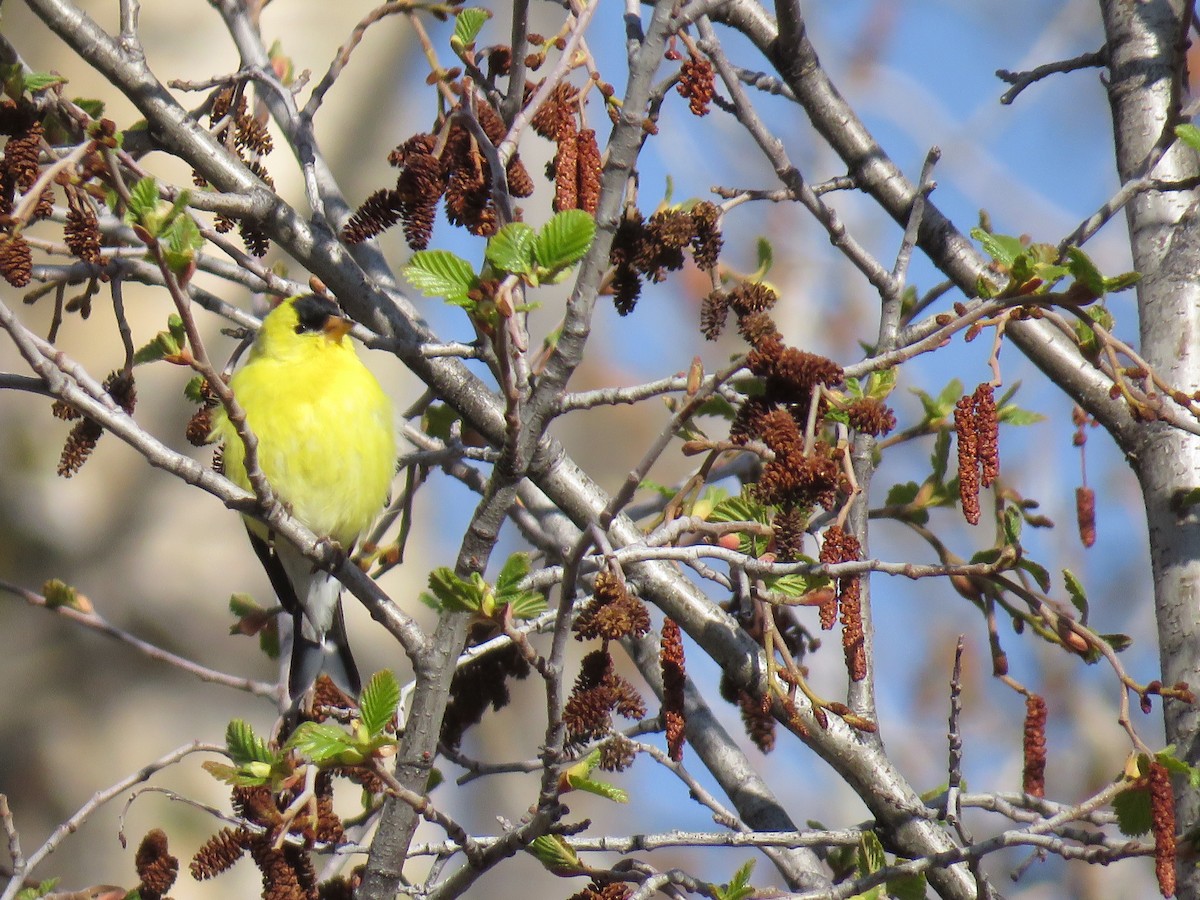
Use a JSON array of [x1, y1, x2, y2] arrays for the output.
[[212, 294, 395, 707]]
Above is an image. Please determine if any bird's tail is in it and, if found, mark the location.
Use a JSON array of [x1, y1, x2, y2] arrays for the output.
[[248, 530, 363, 717], [287, 599, 362, 701]]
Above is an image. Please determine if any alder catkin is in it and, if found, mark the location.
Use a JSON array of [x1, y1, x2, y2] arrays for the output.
[[1022, 694, 1047, 798], [1149, 761, 1177, 898]]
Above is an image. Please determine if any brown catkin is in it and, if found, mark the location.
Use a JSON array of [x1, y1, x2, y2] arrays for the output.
[[689, 200, 723, 269], [64, 188, 104, 264], [3, 120, 42, 193], [135, 828, 179, 899], [737, 689, 776, 753], [1149, 761, 1177, 898], [974, 383, 999, 487], [1022, 694, 1047, 798], [342, 189, 403, 244], [955, 394, 981, 525], [822, 526, 865, 680], [700, 289, 730, 340], [1076, 486, 1096, 548], [846, 397, 897, 436], [598, 734, 638, 772], [552, 116, 579, 212], [727, 281, 778, 315], [530, 82, 578, 138], [660, 617, 687, 762], [191, 827, 248, 880], [0, 234, 32, 287], [567, 881, 634, 900], [676, 54, 716, 116], [575, 128, 601, 214], [573, 571, 651, 641], [440, 644, 531, 750]]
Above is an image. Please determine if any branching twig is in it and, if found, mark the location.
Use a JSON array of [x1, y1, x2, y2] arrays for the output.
[[996, 48, 1107, 105]]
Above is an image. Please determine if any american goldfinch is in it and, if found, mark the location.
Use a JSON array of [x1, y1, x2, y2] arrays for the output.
[[212, 294, 395, 706]]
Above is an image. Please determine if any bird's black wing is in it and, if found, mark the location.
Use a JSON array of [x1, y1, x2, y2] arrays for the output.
[[247, 528, 301, 616]]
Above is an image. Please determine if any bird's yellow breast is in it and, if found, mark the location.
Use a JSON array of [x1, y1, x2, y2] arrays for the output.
[[215, 330, 395, 547]]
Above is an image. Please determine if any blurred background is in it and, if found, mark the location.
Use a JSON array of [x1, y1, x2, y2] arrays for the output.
[[0, 0, 1161, 897]]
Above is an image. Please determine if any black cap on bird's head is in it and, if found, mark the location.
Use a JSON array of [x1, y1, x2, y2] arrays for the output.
[[290, 294, 353, 342]]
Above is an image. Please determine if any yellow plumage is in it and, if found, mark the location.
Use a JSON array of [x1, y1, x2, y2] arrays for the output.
[[212, 294, 395, 706]]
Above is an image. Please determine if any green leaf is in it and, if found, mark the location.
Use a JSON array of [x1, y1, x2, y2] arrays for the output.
[[968, 547, 1003, 567], [41, 577, 83, 610], [707, 487, 775, 556], [913, 379, 962, 424], [259, 621, 280, 660], [453, 8, 491, 46], [824, 407, 850, 426], [886, 481, 920, 507], [1104, 270, 1140, 293], [360, 670, 400, 738], [1063, 569, 1088, 625], [764, 569, 829, 599], [534, 209, 596, 272], [1155, 747, 1197, 780], [184, 375, 208, 403], [865, 367, 897, 400], [565, 772, 629, 803], [638, 478, 676, 499], [689, 485, 729, 521], [226, 719, 276, 766], [22, 71, 67, 93], [1073, 304, 1114, 356], [1017, 558, 1050, 593], [404, 250, 477, 303], [526, 834, 582, 874], [167, 313, 186, 345], [422, 567, 489, 614], [422, 403, 459, 442], [505, 588, 547, 620], [227, 590, 279, 659], [714, 859, 756, 900], [1066, 247, 1105, 299], [1176, 123, 1200, 152], [15, 878, 59, 900], [753, 237, 774, 279], [1002, 505, 1022, 545], [485, 223, 536, 275], [1112, 787, 1152, 836], [970, 227, 1024, 267], [496, 552, 531, 597], [857, 831, 887, 876], [887, 479, 938, 521], [135, 318, 186, 365], [287, 722, 359, 764], [930, 429, 951, 485], [202, 760, 258, 786], [73, 97, 106, 118], [228, 592, 263, 617], [162, 214, 203, 276], [1101, 633, 1132, 652], [887, 872, 929, 900], [127, 176, 160, 223], [996, 405, 1046, 426], [937, 378, 965, 411]]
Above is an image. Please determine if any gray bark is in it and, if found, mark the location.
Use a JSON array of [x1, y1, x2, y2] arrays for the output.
[[1099, 2, 1200, 897]]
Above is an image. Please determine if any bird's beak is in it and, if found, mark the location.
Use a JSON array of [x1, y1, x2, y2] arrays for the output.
[[323, 315, 353, 344]]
